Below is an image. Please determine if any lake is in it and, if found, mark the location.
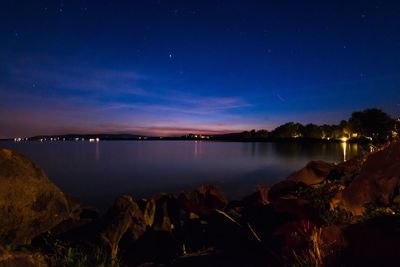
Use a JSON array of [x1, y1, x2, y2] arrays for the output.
[[0, 140, 363, 211]]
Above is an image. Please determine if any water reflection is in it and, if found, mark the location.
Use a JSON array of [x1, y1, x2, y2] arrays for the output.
[[95, 142, 100, 161], [341, 141, 347, 161], [1, 141, 363, 210]]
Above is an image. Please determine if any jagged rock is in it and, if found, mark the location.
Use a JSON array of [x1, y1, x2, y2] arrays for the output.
[[242, 186, 269, 207], [177, 185, 228, 215], [138, 198, 156, 227], [334, 142, 400, 215], [327, 154, 366, 185], [0, 149, 75, 245], [152, 194, 178, 232], [98, 195, 146, 259], [43, 206, 99, 237], [268, 180, 309, 202], [0, 250, 47, 267], [286, 160, 335, 185]]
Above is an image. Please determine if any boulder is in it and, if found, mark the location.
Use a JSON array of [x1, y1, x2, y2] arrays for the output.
[[268, 180, 309, 202], [98, 195, 146, 259], [177, 185, 228, 215], [152, 194, 178, 232], [327, 154, 366, 185], [0, 250, 47, 267], [334, 142, 400, 215], [138, 198, 156, 227], [286, 160, 335, 185], [0, 149, 74, 245], [242, 186, 269, 207], [41, 206, 99, 237]]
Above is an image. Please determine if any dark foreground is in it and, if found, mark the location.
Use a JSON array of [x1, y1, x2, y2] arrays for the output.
[[0, 142, 400, 267]]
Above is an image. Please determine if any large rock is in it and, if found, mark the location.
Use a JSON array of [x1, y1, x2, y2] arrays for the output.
[[327, 154, 366, 185], [177, 185, 228, 215], [268, 180, 309, 202], [0, 250, 47, 267], [286, 160, 335, 185], [98, 195, 146, 259], [152, 194, 179, 232], [138, 198, 156, 227], [0, 149, 74, 245], [334, 142, 400, 215], [242, 186, 269, 207]]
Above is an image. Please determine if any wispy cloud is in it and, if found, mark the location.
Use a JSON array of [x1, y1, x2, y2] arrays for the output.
[[0, 61, 258, 138], [5, 63, 150, 96]]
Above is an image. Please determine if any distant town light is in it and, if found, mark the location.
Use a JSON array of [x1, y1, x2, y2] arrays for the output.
[[340, 137, 348, 142]]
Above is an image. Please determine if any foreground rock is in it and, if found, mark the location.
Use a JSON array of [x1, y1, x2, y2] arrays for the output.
[[97, 195, 146, 259], [177, 185, 228, 215], [0, 149, 75, 245], [242, 185, 269, 207], [3, 143, 400, 266], [286, 160, 335, 185], [0, 250, 47, 267], [334, 142, 400, 215]]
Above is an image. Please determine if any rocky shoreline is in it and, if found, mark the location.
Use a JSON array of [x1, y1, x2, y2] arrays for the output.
[[1, 142, 400, 266]]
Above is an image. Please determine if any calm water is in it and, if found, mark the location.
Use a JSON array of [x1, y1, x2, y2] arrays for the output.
[[1, 141, 363, 210]]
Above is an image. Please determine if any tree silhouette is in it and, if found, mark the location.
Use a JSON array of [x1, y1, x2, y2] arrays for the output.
[[348, 108, 394, 142]]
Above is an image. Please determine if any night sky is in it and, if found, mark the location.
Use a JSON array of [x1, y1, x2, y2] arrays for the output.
[[1, 1, 400, 138]]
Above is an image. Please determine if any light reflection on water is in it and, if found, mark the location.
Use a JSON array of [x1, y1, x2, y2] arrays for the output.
[[1, 141, 364, 210]]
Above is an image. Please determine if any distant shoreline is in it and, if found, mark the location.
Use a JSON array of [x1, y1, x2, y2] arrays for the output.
[[0, 136, 372, 144]]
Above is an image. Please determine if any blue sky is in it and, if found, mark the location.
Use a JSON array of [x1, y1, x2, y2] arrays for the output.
[[1, 0, 400, 137]]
